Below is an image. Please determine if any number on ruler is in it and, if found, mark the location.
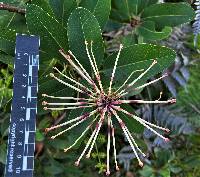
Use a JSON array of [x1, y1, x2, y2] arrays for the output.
[[16, 167, 21, 174], [20, 118, 24, 121], [21, 107, 26, 110], [17, 155, 22, 159]]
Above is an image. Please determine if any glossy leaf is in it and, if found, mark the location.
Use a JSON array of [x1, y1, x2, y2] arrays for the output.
[[133, 0, 158, 15], [141, 3, 195, 29], [0, 28, 16, 55], [103, 44, 176, 90], [80, 0, 111, 29], [35, 129, 45, 141], [110, 0, 133, 23], [49, 0, 77, 27], [110, 0, 158, 22], [47, 139, 70, 150], [38, 76, 73, 115], [44, 159, 64, 174], [66, 107, 93, 149], [137, 21, 172, 40], [31, 0, 54, 16], [118, 104, 144, 133], [67, 7, 104, 72], [0, 144, 7, 164], [0, 1, 27, 32], [0, 52, 13, 65], [26, 4, 68, 60], [122, 34, 137, 47]]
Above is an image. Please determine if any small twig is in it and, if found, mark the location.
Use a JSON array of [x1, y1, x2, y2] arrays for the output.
[[0, 2, 26, 15]]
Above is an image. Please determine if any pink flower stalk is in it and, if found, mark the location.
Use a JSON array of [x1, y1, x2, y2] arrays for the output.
[[42, 41, 176, 175]]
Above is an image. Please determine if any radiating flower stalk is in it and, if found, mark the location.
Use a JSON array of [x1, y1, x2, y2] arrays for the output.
[[42, 41, 176, 175]]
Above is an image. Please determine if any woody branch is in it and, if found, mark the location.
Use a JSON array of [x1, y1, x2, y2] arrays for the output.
[[0, 2, 26, 15]]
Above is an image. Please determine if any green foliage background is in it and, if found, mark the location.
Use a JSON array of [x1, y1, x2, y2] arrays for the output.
[[0, 0, 200, 177]]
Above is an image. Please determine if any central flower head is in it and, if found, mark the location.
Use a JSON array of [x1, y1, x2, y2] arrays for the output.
[[42, 41, 176, 176], [95, 92, 119, 110], [97, 95, 113, 107]]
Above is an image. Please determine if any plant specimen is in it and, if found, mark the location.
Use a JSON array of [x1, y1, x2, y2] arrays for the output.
[[42, 41, 175, 175]]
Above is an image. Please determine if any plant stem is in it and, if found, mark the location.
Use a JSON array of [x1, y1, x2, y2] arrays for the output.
[[0, 3, 26, 15]]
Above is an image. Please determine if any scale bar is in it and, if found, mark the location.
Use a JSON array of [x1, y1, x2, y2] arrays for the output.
[[4, 34, 40, 177]]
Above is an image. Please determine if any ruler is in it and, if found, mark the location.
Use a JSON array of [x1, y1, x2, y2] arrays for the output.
[[4, 34, 40, 177]]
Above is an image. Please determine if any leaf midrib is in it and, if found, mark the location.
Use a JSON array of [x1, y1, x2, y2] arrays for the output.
[[27, 5, 67, 50], [143, 14, 189, 20], [139, 26, 169, 35], [102, 58, 163, 71]]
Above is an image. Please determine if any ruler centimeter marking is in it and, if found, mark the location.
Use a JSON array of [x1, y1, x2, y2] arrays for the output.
[[4, 34, 40, 177]]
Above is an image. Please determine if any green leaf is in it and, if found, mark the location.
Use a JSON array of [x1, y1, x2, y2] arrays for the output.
[[38, 57, 57, 78], [110, 0, 158, 22], [0, 143, 7, 164], [67, 7, 104, 72], [183, 154, 200, 168], [133, 0, 159, 15], [118, 104, 144, 133], [67, 107, 93, 149], [47, 138, 69, 150], [141, 3, 195, 29], [137, 21, 172, 40], [36, 129, 45, 141], [49, 0, 77, 27], [31, 0, 54, 16], [159, 167, 170, 177], [0, 114, 10, 138], [80, 0, 111, 29], [122, 34, 137, 47], [102, 44, 176, 90], [44, 159, 64, 175], [139, 165, 154, 177], [0, 52, 14, 65], [0, 1, 27, 32], [0, 28, 16, 55], [143, 0, 158, 7], [8, 14, 28, 32], [154, 148, 171, 167], [110, 0, 133, 23], [38, 76, 73, 115], [26, 4, 68, 60], [38, 117, 51, 129]]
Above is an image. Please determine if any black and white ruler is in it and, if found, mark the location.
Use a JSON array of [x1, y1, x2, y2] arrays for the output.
[[4, 34, 40, 177]]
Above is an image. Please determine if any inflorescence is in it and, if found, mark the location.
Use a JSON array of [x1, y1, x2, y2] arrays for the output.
[[42, 41, 176, 176]]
